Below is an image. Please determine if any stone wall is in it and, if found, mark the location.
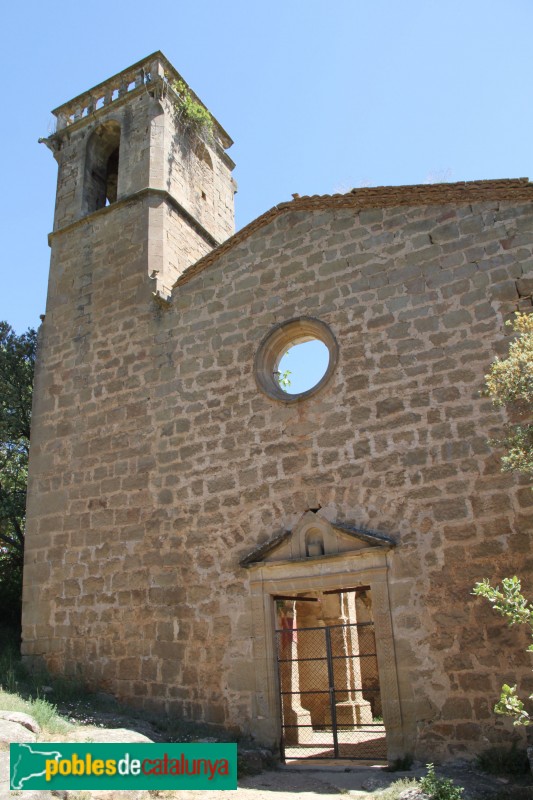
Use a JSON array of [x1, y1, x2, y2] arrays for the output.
[[27, 191, 533, 758], [161, 101, 235, 247], [154, 196, 532, 757]]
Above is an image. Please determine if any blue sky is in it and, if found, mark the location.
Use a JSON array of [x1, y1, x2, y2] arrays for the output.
[[2, 0, 533, 333], [279, 341, 330, 394]]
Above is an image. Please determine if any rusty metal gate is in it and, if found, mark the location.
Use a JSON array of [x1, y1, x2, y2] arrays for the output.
[[275, 622, 386, 761]]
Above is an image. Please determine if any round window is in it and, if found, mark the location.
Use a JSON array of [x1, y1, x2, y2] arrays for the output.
[[254, 317, 338, 402]]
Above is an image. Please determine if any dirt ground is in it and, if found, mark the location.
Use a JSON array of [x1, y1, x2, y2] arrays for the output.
[[1, 708, 532, 800], [0, 758, 405, 799], [1, 753, 360, 798], [3, 757, 533, 800]]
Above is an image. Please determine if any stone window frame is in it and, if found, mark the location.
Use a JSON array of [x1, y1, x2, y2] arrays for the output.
[[254, 317, 338, 403]]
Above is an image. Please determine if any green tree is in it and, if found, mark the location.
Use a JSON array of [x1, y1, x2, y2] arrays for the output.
[[484, 312, 533, 480], [276, 368, 292, 391], [473, 577, 532, 726], [0, 322, 36, 628], [473, 313, 533, 726]]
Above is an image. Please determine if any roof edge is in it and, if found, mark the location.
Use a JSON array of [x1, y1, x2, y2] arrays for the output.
[[173, 178, 533, 290], [239, 530, 291, 567]]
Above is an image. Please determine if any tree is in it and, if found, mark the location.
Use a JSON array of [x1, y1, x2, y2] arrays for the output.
[[276, 367, 292, 391], [484, 312, 533, 480], [0, 322, 36, 627], [473, 577, 532, 726], [473, 312, 533, 726]]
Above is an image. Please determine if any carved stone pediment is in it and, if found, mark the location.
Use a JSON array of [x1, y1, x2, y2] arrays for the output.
[[240, 511, 395, 567]]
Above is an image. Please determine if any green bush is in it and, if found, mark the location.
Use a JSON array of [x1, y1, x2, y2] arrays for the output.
[[0, 322, 36, 633], [484, 312, 533, 481], [419, 763, 464, 800], [0, 548, 22, 630], [0, 688, 70, 734], [171, 79, 214, 140], [473, 576, 533, 726]]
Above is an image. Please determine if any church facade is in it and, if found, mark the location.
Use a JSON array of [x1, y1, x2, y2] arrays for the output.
[[22, 52, 533, 762]]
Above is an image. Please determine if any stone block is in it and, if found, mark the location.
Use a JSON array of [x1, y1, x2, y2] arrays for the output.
[[377, 397, 404, 417]]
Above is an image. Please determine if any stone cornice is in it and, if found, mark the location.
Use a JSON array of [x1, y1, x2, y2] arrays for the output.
[[48, 187, 220, 249]]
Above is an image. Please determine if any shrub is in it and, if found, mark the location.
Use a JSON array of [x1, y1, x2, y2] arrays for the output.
[[476, 743, 530, 775], [419, 763, 464, 800]]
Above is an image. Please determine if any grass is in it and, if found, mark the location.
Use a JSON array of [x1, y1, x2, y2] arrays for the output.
[[0, 625, 78, 734], [0, 626, 25, 695], [375, 777, 420, 799], [0, 688, 71, 734]]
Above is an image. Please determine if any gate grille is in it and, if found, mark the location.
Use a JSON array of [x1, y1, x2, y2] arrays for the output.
[[275, 622, 386, 761]]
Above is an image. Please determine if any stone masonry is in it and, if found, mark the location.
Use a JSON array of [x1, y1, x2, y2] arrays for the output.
[[23, 52, 533, 762]]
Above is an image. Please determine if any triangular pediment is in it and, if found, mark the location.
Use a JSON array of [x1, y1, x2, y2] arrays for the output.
[[240, 511, 395, 567]]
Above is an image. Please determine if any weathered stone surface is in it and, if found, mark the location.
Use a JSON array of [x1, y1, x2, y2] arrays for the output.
[[66, 726, 153, 743], [0, 718, 36, 743], [361, 775, 392, 791], [0, 710, 41, 734], [517, 277, 533, 296]]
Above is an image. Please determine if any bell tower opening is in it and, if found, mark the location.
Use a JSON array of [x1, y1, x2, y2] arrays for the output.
[[83, 120, 121, 213]]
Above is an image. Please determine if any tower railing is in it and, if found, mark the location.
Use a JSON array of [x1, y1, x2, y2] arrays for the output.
[[50, 52, 232, 149]]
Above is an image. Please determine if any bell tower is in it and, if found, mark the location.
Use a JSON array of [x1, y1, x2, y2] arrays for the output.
[[43, 51, 235, 297], [22, 54, 235, 684]]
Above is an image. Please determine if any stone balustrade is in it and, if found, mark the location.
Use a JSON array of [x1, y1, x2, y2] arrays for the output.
[[52, 52, 170, 131], [50, 51, 232, 149], [52, 50, 233, 149]]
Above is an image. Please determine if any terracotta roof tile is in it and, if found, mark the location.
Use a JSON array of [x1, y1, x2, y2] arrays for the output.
[[173, 178, 533, 288]]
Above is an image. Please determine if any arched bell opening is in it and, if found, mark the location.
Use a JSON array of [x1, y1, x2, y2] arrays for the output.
[[83, 121, 121, 214]]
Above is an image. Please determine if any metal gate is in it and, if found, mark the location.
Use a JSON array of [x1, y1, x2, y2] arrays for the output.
[[275, 622, 386, 761]]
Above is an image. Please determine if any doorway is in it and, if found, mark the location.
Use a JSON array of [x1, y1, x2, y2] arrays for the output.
[[275, 588, 386, 761], [245, 523, 403, 760]]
